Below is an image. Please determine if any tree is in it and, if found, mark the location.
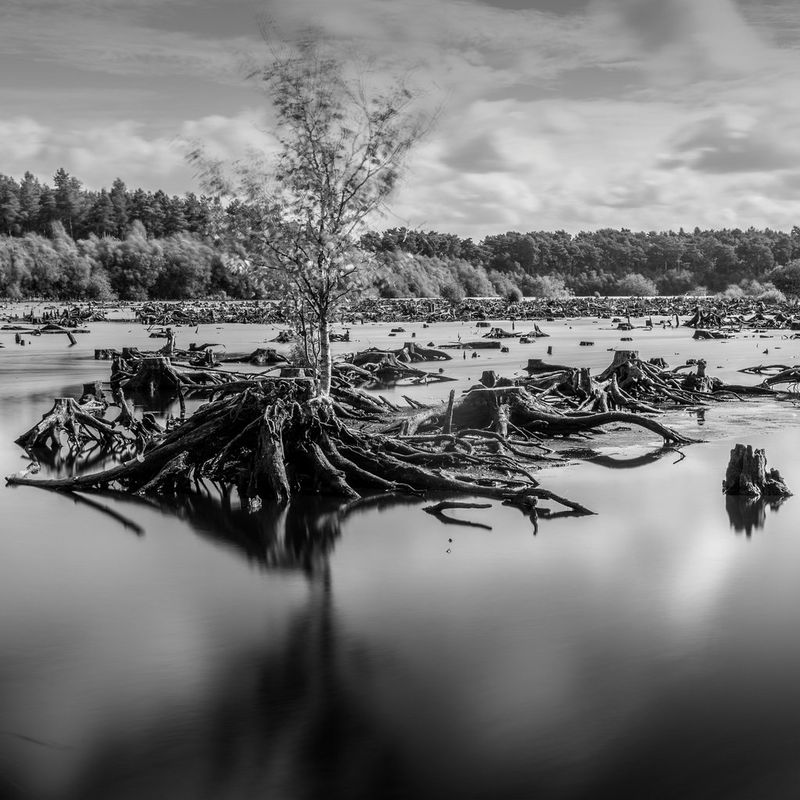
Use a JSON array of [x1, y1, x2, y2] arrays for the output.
[[440, 281, 465, 305], [191, 36, 429, 396], [524, 273, 573, 298], [505, 285, 523, 303], [36, 186, 58, 233], [53, 168, 84, 238], [18, 172, 42, 232], [736, 231, 774, 279], [769, 261, 800, 297], [615, 272, 657, 296], [109, 178, 129, 236], [0, 175, 21, 235], [87, 189, 116, 236]]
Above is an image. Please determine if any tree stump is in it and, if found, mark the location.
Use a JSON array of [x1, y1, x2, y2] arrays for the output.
[[722, 444, 792, 497], [597, 350, 639, 381], [126, 357, 178, 397]]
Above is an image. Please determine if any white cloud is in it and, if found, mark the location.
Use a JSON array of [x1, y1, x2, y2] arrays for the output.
[[4, 0, 800, 236], [0, 112, 274, 195]]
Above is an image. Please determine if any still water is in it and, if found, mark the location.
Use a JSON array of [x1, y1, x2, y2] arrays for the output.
[[2, 316, 800, 799]]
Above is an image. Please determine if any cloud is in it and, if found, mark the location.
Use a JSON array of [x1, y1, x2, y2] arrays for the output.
[[659, 113, 800, 174], [0, 112, 274, 195], [5, 0, 800, 237], [0, 1, 256, 84], [588, 0, 773, 81], [262, 0, 613, 95], [739, 0, 800, 49]]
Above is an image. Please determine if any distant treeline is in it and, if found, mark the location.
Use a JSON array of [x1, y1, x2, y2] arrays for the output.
[[2, 169, 800, 300], [360, 227, 800, 300]]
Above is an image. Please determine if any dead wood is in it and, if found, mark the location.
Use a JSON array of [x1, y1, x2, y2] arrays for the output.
[[723, 444, 792, 497], [7, 350, 728, 526], [423, 501, 493, 530]]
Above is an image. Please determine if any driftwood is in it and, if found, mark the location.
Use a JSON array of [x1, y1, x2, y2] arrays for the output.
[[14, 295, 800, 329], [336, 350, 456, 388], [221, 348, 289, 367], [423, 501, 493, 530], [521, 351, 776, 414]]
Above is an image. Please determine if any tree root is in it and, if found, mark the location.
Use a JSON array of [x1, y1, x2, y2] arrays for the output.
[[8, 351, 723, 527], [423, 501, 493, 530]]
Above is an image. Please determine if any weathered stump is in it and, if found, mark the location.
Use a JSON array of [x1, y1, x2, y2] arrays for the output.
[[126, 357, 180, 397], [15, 396, 115, 453], [722, 444, 792, 497], [597, 350, 639, 381]]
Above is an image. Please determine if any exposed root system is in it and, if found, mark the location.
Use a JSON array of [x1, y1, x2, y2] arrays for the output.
[[13, 349, 769, 527]]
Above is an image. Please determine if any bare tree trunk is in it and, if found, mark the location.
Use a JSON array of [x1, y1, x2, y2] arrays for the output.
[[318, 312, 332, 397]]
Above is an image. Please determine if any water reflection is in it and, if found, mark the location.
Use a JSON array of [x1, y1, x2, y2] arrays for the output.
[[8, 323, 800, 799], [564, 445, 685, 470], [83, 491, 349, 576], [167, 495, 344, 576], [26, 441, 124, 476], [47, 498, 414, 800], [725, 494, 788, 537]]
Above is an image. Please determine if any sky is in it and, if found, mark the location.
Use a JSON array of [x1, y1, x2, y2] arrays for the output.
[[2, 0, 800, 239]]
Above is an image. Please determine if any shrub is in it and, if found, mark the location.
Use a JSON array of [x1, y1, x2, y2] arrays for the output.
[[757, 287, 786, 304], [440, 282, 466, 304], [614, 273, 657, 296]]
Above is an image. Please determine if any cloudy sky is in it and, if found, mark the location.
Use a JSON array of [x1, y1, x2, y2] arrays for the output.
[[2, 0, 800, 238]]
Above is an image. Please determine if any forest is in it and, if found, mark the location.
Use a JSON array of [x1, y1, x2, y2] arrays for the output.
[[2, 169, 800, 301]]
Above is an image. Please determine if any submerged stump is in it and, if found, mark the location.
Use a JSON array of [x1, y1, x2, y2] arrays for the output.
[[722, 444, 792, 497]]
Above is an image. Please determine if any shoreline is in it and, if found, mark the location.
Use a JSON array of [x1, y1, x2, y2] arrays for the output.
[[2, 293, 799, 327]]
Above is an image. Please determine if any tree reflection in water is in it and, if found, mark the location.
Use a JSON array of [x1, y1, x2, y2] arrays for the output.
[[62, 495, 420, 800], [725, 494, 787, 538]]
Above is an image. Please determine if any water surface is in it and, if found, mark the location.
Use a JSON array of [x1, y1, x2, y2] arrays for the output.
[[2, 317, 800, 799]]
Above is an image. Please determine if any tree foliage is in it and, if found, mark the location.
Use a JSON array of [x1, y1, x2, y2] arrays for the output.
[[4, 166, 800, 304], [190, 36, 429, 395]]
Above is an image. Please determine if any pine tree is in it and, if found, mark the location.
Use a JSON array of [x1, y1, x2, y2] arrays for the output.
[[18, 172, 42, 233], [109, 178, 129, 237], [53, 168, 84, 238], [0, 175, 21, 235], [88, 189, 116, 236]]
